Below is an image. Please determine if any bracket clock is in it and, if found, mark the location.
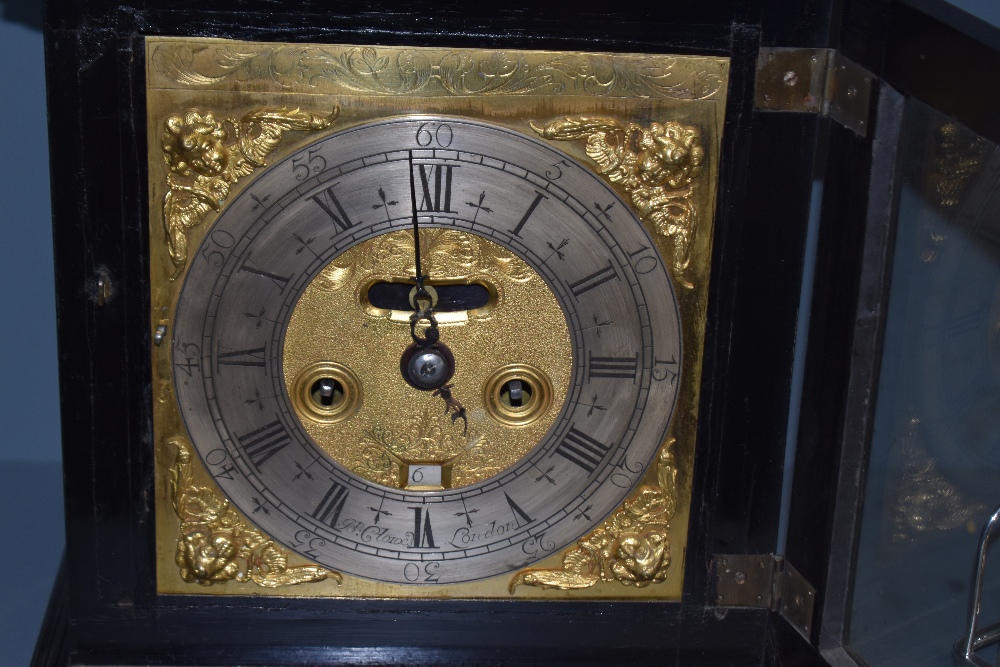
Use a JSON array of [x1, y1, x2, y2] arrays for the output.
[[40, 0, 1000, 664]]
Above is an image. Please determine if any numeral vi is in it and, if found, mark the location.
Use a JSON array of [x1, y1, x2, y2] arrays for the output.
[[409, 507, 437, 548]]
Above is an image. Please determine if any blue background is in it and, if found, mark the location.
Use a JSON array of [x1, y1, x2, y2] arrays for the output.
[[2, 0, 1000, 664], [0, 1, 63, 665]]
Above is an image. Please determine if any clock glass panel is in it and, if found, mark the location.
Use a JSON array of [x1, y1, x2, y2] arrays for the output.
[[849, 100, 1000, 665]]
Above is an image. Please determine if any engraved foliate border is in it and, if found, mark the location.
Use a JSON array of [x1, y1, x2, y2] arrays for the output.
[[147, 38, 728, 101]]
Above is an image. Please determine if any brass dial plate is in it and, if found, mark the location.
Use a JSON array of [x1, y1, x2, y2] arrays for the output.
[[170, 117, 682, 584], [148, 37, 729, 599]]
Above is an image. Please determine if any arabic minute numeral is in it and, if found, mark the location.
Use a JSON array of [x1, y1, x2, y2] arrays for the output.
[[652, 357, 679, 384], [205, 447, 238, 481], [292, 149, 326, 181], [611, 454, 645, 489], [545, 159, 569, 180], [292, 529, 328, 559], [403, 561, 442, 583], [198, 229, 235, 268], [611, 464, 634, 489], [628, 246, 659, 275], [173, 341, 200, 377], [414, 122, 453, 148], [522, 532, 556, 556]]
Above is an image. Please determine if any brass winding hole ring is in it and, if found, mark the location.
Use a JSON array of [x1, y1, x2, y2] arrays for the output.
[[290, 361, 362, 424], [483, 364, 553, 427]]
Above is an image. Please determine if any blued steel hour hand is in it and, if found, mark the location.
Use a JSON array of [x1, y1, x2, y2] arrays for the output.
[[401, 150, 467, 432]]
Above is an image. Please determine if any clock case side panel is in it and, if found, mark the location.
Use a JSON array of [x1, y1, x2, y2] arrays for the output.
[[42, 1, 829, 664], [751, 40, 901, 661], [43, 16, 158, 623], [687, 12, 849, 603]]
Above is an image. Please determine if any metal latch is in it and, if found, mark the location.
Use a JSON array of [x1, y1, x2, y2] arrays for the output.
[[714, 554, 816, 641], [755, 48, 874, 137]]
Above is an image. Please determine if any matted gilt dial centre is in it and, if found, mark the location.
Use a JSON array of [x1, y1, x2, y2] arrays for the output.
[[282, 229, 573, 490]]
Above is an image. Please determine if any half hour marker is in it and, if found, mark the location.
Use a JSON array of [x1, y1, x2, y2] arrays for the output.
[[372, 187, 399, 222], [368, 497, 392, 524], [540, 238, 569, 266], [593, 201, 616, 222], [465, 191, 493, 222]]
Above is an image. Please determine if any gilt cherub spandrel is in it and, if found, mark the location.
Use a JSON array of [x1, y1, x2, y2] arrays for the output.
[[531, 117, 703, 288], [161, 106, 339, 279]]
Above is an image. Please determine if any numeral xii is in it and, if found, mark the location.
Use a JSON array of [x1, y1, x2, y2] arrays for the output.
[[415, 163, 457, 213]]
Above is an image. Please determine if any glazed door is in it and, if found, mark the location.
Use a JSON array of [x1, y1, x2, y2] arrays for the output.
[[786, 2, 1000, 665]]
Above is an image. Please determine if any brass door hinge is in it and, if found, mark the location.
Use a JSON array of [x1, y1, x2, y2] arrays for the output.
[[714, 554, 816, 641], [755, 47, 874, 137]]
